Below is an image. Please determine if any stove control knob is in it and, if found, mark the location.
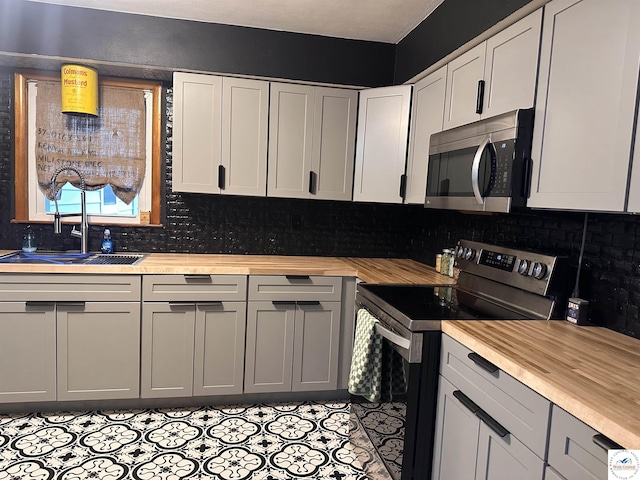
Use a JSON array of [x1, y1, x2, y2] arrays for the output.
[[517, 259, 530, 275], [456, 246, 465, 258], [464, 248, 476, 261], [532, 262, 548, 280]]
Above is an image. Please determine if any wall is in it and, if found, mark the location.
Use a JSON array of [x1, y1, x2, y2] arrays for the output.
[[0, 73, 417, 257], [394, 0, 535, 84], [0, 0, 394, 87]]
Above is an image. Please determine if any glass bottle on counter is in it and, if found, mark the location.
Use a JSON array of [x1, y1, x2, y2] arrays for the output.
[[435, 254, 442, 273], [447, 248, 455, 277], [441, 249, 450, 276]]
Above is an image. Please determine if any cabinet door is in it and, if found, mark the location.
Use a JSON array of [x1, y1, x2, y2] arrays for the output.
[[193, 301, 247, 396], [475, 422, 545, 480], [0, 302, 56, 403], [443, 42, 486, 129], [482, 8, 542, 118], [529, 0, 640, 211], [353, 85, 412, 203], [57, 302, 140, 401], [292, 301, 340, 392], [311, 87, 358, 201], [431, 377, 481, 480], [545, 466, 566, 480], [221, 77, 269, 197], [244, 301, 295, 393], [141, 303, 195, 398], [405, 65, 447, 204], [268, 83, 315, 198], [172, 72, 222, 194]]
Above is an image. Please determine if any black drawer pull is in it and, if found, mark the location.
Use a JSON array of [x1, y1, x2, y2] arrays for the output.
[[297, 301, 320, 306], [453, 390, 480, 414], [468, 352, 499, 374], [184, 274, 211, 281], [25, 301, 55, 307], [57, 302, 86, 307], [593, 434, 622, 451], [218, 165, 226, 190], [272, 301, 296, 306], [476, 79, 485, 114], [477, 409, 510, 438], [285, 275, 310, 280]]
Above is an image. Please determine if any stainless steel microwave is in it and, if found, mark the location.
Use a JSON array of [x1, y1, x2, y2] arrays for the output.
[[425, 109, 534, 213]]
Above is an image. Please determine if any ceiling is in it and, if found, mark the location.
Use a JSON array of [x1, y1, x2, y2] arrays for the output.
[[27, 0, 445, 44]]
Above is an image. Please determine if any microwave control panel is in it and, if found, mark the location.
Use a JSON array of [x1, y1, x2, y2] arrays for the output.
[[489, 139, 515, 197]]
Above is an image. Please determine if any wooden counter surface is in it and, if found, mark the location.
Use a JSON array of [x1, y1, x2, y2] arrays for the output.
[[0, 251, 454, 285], [443, 320, 640, 449]]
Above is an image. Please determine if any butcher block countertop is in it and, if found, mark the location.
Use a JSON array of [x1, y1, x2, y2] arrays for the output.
[[0, 251, 454, 285], [443, 320, 640, 449]]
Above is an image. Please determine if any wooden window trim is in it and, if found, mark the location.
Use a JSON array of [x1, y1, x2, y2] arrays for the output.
[[13, 70, 162, 226]]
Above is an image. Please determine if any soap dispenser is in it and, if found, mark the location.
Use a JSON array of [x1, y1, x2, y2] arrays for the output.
[[101, 228, 113, 254], [22, 225, 37, 253]]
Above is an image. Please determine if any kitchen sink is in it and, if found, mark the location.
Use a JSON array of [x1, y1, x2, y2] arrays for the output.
[[0, 251, 146, 265]]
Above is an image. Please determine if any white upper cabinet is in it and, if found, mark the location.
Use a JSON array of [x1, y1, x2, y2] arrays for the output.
[[312, 87, 358, 201], [172, 72, 269, 196], [405, 65, 447, 204], [529, 0, 640, 212], [221, 78, 269, 196], [353, 85, 412, 203], [268, 83, 357, 200], [173, 72, 222, 193], [443, 9, 542, 130]]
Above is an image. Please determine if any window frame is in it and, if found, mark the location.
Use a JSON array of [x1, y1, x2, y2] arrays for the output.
[[14, 70, 162, 226]]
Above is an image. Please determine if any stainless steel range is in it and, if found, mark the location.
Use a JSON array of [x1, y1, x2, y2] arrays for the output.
[[349, 240, 568, 480]]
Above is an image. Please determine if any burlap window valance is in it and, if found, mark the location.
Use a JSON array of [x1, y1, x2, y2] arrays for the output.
[[35, 80, 146, 205]]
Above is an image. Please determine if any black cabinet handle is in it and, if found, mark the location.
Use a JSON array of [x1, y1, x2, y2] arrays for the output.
[[57, 301, 86, 307], [308, 171, 317, 195], [593, 434, 622, 451], [272, 300, 296, 306], [523, 157, 533, 198], [468, 352, 498, 374], [297, 301, 321, 306], [453, 390, 480, 414], [399, 174, 407, 199], [476, 80, 485, 114], [286, 275, 310, 280], [218, 165, 225, 190], [477, 409, 510, 438], [199, 301, 223, 307], [184, 274, 211, 281], [25, 301, 55, 308]]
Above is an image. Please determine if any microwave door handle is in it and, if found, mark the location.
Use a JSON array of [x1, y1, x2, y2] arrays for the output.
[[471, 135, 491, 205]]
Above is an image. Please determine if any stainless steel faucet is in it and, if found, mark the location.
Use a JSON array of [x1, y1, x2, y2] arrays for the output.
[[50, 166, 89, 254]]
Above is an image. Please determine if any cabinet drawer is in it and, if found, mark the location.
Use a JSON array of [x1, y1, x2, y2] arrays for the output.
[[548, 405, 609, 480], [248, 275, 342, 301], [142, 275, 247, 302], [440, 334, 551, 458], [0, 274, 141, 302]]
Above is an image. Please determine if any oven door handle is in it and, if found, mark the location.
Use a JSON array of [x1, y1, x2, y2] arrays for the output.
[[375, 323, 411, 350]]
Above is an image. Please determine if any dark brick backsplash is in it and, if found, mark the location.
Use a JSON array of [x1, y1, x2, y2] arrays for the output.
[[2, 71, 640, 338]]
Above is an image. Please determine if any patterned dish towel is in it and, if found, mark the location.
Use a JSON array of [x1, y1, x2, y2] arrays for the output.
[[348, 308, 407, 402]]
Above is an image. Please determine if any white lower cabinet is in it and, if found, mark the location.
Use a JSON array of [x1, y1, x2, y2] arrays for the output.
[[0, 302, 56, 403], [433, 335, 549, 480], [244, 276, 342, 393], [0, 274, 142, 403], [547, 405, 612, 480], [141, 275, 247, 398], [57, 302, 140, 401]]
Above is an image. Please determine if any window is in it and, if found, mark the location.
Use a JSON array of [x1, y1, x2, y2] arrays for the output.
[[14, 71, 162, 226]]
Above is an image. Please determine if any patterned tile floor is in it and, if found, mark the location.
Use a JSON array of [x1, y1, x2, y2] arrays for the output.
[[0, 401, 389, 480]]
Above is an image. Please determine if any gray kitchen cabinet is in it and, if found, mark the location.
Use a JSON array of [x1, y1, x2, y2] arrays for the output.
[[57, 301, 140, 401], [173, 72, 269, 196], [443, 8, 541, 130], [545, 466, 565, 480], [141, 274, 247, 398], [405, 65, 447, 204], [268, 83, 357, 200], [245, 275, 342, 393], [353, 85, 412, 203], [433, 334, 549, 480], [0, 302, 56, 403], [547, 405, 610, 480], [529, 0, 640, 211], [0, 274, 142, 403]]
